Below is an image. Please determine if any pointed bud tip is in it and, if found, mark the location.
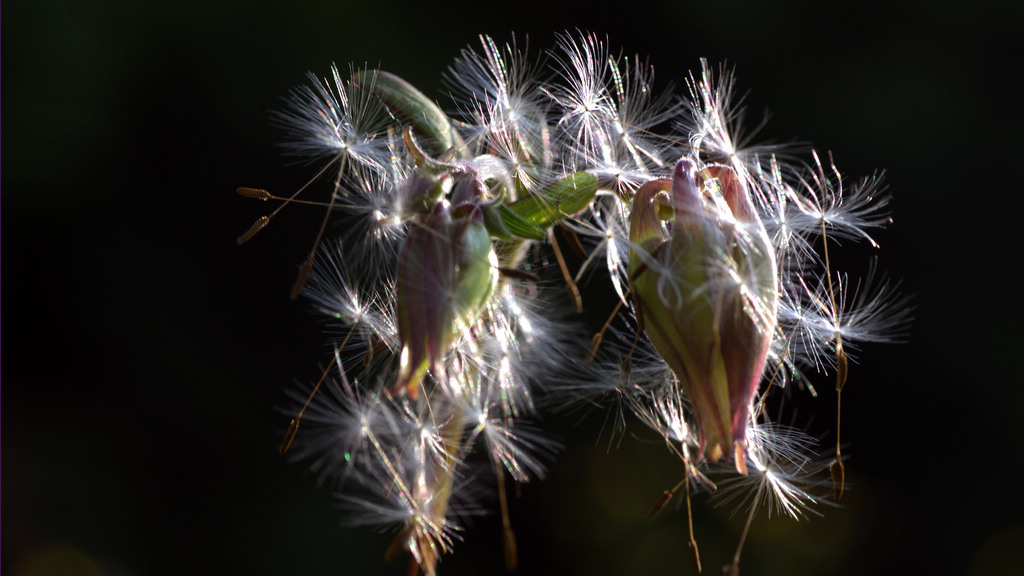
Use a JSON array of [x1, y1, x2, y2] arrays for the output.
[[830, 459, 845, 501], [733, 442, 748, 475]]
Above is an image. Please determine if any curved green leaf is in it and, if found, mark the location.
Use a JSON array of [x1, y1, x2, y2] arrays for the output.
[[351, 70, 458, 158], [497, 205, 545, 240], [504, 172, 598, 230]]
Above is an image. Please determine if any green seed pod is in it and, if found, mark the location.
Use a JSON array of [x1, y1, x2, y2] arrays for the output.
[[394, 201, 498, 398], [629, 158, 778, 471]]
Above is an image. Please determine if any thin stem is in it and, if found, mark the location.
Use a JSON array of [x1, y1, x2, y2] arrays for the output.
[[725, 476, 765, 576], [280, 326, 359, 454]]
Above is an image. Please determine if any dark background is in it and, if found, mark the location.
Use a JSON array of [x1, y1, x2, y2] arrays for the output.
[[4, 1, 1023, 575]]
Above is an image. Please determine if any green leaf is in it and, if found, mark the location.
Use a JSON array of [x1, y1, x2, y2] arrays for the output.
[[504, 172, 598, 230], [482, 204, 511, 240], [496, 205, 545, 240], [351, 70, 457, 158]]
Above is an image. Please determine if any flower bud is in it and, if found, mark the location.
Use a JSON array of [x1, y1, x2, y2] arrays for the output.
[[629, 158, 777, 472], [397, 168, 448, 214], [394, 201, 499, 398]]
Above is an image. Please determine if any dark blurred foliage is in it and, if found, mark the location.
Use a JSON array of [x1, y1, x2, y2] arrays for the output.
[[4, 1, 1024, 575]]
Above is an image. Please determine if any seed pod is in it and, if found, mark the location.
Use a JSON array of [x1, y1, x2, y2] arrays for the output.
[[394, 201, 498, 397], [629, 158, 778, 470]]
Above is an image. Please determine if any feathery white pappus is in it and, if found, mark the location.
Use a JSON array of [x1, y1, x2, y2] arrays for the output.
[[242, 30, 910, 576]]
